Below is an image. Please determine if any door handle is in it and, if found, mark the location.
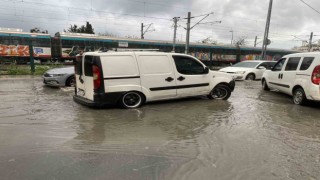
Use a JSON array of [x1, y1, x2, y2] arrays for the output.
[[278, 73, 283, 79], [280, 74, 283, 79], [177, 76, 185, 81], [165, 77, 174, 82]]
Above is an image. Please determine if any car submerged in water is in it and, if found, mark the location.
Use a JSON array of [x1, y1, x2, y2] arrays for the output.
[[43, 66, 75, 87], [219, 60, 276, 80]]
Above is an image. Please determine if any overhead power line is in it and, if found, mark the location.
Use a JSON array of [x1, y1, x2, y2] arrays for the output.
[[299, 0, 320, 15]]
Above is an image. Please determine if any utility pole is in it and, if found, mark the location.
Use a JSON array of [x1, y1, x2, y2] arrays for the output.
[[254, 36, 258, 47], [172, 17, 180, 52], [309, 32, 313, 52], [184, 12, 213, 54], [141, 23, 154, 39], [141, 23, 144, 39], [185, 12, 191, 54], [261, 0, 273, 60], [29, 40, 35, 73], [230, 30, 234, 45]]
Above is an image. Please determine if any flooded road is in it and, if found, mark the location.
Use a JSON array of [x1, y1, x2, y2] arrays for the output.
[[0, 77, 320, 180]]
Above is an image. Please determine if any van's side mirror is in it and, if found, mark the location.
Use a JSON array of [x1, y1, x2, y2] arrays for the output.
[[204, 67, 209, 74]]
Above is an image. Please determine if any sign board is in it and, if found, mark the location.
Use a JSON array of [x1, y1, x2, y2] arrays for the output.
[[118, 42, 128, 48]]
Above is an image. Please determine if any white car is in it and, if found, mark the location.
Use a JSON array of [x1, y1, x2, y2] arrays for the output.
[[262, 52, 320, 105], [219, 60, 276, 80], [43, 66, 75, 87]]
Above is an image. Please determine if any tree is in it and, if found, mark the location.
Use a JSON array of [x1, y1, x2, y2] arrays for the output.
[[199, 37, 218, 45], [66, 22, 95, 34], [234, 36, 247, 47], [30, 27, 48, 34]]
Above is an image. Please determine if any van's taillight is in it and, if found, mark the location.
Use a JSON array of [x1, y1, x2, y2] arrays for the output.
[[311, 65, 320, 85], [93, 65, 101, 89]]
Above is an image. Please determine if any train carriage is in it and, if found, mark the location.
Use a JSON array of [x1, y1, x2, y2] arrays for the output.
[[0, 28, 51, 64], [0, 29, 299, 65]]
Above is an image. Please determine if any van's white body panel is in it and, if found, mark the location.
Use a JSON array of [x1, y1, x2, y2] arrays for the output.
[[74, 52, 235, 107]]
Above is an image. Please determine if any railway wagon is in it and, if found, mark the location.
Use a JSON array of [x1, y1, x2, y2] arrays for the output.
[[0, 28, 51, 64], [0, 29, 299, 65]]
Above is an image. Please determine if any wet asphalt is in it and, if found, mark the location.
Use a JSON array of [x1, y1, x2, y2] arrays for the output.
[[0, 76, 320, 180]]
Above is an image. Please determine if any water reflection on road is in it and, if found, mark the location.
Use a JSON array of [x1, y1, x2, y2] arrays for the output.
[[0, 77, 319, 180]]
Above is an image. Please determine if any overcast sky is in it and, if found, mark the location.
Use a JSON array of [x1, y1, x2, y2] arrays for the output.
[[1, 0, 320, 49]]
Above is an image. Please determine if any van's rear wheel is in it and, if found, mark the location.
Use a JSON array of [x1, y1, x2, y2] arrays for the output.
[[208, 84, 231, 100], [293, 88, 307, 105], [120, 92, 144, 109]]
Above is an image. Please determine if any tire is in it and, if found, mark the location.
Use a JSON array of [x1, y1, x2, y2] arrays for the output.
[[262, 79, 270, 91], [66, 75, 75, 87], [246, 73, 255, 80], [120, 92, 144, 109], [208, 84, 231, 100], [293, 88, 307, 105]]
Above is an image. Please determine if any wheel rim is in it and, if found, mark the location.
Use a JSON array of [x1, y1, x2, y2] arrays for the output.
[[69, 77, 75, 87], [123, 92, 141, 108], [293, 91, 303, 104], [247, 74, 254, 80], [211, 87, 228, 99], [263, 81, 267, 88]]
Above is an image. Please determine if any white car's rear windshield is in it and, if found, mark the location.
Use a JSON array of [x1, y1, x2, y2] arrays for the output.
[[232, 61, 260, 68]]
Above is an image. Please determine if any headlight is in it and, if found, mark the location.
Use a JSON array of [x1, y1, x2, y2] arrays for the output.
[[235, 71, 246, 74]]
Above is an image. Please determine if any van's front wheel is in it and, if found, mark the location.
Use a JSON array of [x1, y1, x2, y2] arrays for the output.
[[120, 92, 144, 109], [208, 84, 231, 100]]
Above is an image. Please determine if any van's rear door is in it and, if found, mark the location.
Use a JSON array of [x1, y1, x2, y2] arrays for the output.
[[75, 55, 85, 97], [136, 54, 177, 101], [82, 55, 94, 101]]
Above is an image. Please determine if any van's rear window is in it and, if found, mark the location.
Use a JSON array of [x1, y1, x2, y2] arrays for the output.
[[84, 55, 93, 76]]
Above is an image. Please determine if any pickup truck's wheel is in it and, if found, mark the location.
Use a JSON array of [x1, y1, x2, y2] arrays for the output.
[[120, 92, 144, 109], [262, 79, 270, 91], [208, 84, 231, 100], [246, 73, 255, 80], [293, 88, 307, 105]]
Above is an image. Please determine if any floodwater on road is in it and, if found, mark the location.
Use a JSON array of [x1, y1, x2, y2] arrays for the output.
[[0, 76, 319, 180]]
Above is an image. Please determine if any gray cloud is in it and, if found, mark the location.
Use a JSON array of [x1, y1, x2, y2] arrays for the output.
[[1, 0, 320, 49]]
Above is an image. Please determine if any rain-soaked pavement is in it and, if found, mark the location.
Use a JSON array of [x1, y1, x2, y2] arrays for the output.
[[0, 76, 320, 180]]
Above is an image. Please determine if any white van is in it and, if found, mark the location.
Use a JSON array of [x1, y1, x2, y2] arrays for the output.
[[262, 52, 320, 105], [73, 52, 235, 108]]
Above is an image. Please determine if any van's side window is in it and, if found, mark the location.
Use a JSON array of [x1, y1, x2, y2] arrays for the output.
[[173, 56, 205, 75], [273, 58, 286, 71], [84, 55, 93, 76], [300, 57, 314, 71], [285, 57, 301, 71]]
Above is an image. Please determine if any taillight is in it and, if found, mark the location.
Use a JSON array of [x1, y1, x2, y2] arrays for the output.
[[311, 65, 320, 85], [93, 65, 101, 89]]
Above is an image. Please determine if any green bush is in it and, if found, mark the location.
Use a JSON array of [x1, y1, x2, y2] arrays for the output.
[[4, 65, 65, 75]]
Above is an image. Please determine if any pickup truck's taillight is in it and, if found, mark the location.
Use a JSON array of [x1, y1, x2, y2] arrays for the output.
[[93, 65, 101, 89], [311, 65, 320, 85]]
